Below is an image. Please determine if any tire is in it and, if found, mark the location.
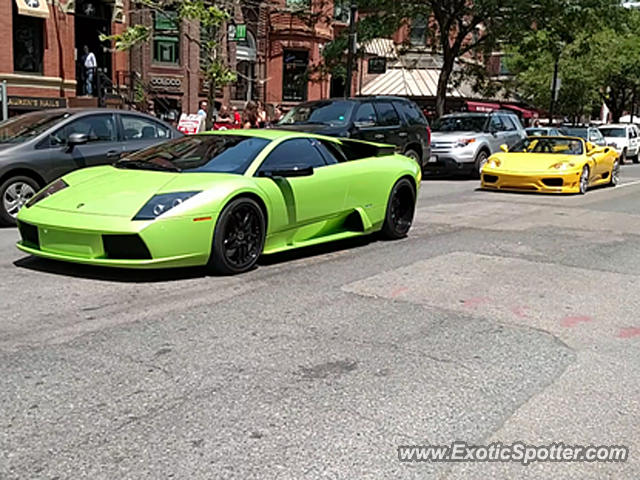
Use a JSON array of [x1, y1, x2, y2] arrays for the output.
[[473, 150, 489, 179], [579, 166, 590, 194], [403, 148, 421, 167], [609, 160, 620, 187], [381, 178, 416, 239], [208, 197, 266, 275], [633, 153, 639, 164], [620, 149, 627, 165], [0, 175, 40, 226]]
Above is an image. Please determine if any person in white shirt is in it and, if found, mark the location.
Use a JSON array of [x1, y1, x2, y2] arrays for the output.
[[83, 45, 97, 96]]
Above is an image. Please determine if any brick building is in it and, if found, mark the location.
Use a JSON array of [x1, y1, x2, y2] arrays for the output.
[[0, 0, 128, 117]]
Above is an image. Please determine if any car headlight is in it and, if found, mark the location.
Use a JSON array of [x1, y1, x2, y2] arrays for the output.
[[455, 138, 476, 148], [133, 191, 201, 220], [487, 159, 501, 169], [25, 179, 68, 208], [551, 162, 575, 170], [608, 142, 618, 149]]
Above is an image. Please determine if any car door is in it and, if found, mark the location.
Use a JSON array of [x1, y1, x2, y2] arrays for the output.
[[254, 138, 350, 237], [350, 102, 386, 144], [372, 101, 404, 149], [499, 114, 522, 147], [119, 113, 174, 157], [487, 115, 509, 152], [47, 113, 121, 179]]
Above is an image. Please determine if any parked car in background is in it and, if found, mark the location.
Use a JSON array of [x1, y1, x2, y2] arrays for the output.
[[277, 96, 431, 171], [559, 125, 606, 148], [526, 127, 562, 136], [428, 111, 527, 177], [0, 109, 181, 225], [599, 123, 639, 163]]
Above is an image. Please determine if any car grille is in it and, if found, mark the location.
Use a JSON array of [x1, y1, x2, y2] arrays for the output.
[[18, 221, 40, 248], [431, 142, 455, 150], [542, 178, 563, 187], [102, 234, 152, 260], [483, 174, 498, 183]]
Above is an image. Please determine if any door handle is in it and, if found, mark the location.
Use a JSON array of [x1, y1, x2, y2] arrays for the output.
[[398, 132, 408, 137], [106, 150, 121, 159], [374, 134, 385, 140]]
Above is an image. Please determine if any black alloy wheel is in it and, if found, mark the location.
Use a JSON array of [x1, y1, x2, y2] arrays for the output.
[[209, 198, 266, 274], [381, 178, 416, 239]]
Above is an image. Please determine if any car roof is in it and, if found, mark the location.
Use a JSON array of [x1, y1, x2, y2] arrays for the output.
[[198, 128, 345, 143], [297, 96, 414, 104], [601, 124, 632, 128], [16, 108, 174, 123]]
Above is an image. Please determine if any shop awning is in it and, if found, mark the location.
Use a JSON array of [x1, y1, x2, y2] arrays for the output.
[[466, 101, 501, 112], [500, 104, 538, 119], [15, 0, 49, 19], [361, 67, 474, 98]]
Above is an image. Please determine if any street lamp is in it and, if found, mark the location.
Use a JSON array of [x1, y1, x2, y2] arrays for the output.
[[344, 1, 358, 98]]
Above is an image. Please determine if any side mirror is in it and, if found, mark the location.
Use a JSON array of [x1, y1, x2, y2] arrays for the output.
[[500, 144, 509, 153], [260, 166, 314, 178], [353, 120, 375, 129], [66, 133, 88, 150]]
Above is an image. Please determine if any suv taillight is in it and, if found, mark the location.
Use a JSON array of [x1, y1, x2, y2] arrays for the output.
[[426, 124, 431, 145]]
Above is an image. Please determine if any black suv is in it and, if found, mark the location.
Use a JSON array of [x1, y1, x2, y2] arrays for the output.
[[278, 96, 431, 170]]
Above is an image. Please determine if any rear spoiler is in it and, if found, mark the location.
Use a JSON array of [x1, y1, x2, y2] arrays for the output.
[[338, 138, 397, 157]]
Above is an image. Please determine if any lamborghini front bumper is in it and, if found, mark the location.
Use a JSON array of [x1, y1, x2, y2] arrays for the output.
[[15, 205, 217, 268]]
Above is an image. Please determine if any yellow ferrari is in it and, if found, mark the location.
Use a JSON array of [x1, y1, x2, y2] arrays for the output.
[[480, 136, 620, 194]]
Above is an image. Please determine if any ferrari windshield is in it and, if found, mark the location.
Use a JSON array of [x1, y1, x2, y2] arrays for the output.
[[0, 111, 71, 144], [279, 100, 354, 126], [432, 115, 487, 132], [599, 127, 626, 137], [510, 137, 584, 155], [116, 135, 269, 174]]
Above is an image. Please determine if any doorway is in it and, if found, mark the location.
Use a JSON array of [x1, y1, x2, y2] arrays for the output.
[[75, 0, 112, 96]]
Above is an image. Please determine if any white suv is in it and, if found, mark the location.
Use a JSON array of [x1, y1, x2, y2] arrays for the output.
[[599, 124, 639, 163]]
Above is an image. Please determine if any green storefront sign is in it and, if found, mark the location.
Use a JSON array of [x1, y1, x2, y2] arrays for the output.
[[228, 24, 246, 42]]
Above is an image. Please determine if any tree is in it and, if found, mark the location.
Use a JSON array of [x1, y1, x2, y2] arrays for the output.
[[103, 0, 236, 129]]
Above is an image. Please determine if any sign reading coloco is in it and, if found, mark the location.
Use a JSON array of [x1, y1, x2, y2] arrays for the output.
[[8, 96, 67, 110]]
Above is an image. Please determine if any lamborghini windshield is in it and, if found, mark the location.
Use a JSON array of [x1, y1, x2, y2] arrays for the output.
[[510, 137, 584, 155], [116, 135, 269, 174]]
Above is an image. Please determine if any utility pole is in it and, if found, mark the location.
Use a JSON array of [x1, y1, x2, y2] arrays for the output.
[[548, 55, 559, 125], [344, 1, 357, 98]]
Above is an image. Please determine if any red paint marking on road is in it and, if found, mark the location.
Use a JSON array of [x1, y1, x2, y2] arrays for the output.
[[511, 306, 529, 319], [462, 297, 490, 309], [391, 287, 408, 298], [561, 315, 592, 328], [617, 327, 640, 339]]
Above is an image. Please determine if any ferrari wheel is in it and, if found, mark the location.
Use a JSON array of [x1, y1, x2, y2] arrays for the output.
[[209, 197, 265, 275], [579, 166, 590, 194], [609, 160, 620, 187], [381, 178, 416, 239]]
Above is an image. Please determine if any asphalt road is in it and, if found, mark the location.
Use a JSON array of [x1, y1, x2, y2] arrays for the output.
[[2, 165, 640, 479]]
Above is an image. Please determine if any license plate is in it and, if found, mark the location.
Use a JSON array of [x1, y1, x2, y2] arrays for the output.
[[428, 155, 438, 163]]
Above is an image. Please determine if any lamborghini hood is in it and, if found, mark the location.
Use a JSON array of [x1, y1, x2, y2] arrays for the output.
[[490, 153, 581, 172]]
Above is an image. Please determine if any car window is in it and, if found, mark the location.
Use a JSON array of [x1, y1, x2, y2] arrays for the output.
[[278, 100, 354, 127], [588, 129, 603, 142], [353, 102, 377, 125], [396, 101, 428, 126], [500, 115, 516, 131], [52, 114, 117, 146], [629, 128, 637, 139], [374, 102, 400, 127], [258, 139, 327, 173], [490, 116, 506, 132], [317, 140, 348, 164], [121, 115, 171, 141]]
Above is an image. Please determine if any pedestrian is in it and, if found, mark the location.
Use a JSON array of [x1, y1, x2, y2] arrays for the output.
[[271, 105, 283, 124], [217, 105, 233, 123], [242, 101, 259, 129], [232, 106, 242, 125], [197, 100, 208, 117], [82, 45, 97, 96], [257, 101, 268, 128]]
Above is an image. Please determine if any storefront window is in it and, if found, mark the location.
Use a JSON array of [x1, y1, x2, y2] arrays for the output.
[[153, 12, 180, 65], [283, 50, 308, 102], [13, 8, 44, 74], [410, 15, 427, 47]]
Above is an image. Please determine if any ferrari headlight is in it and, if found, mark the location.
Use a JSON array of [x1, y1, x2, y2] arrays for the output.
[[133, 191, 201, 220], [551, 162, 575, 170], [488, 159, 501, 169], [25, 179, 68, 208]]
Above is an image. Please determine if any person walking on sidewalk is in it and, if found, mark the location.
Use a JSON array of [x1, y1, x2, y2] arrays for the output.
[[83, 46, 97, 96]]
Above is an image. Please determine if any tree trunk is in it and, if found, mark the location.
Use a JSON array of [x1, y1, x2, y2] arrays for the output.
[[206, 79, 216, 131], [435, 59, 455, 118]]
